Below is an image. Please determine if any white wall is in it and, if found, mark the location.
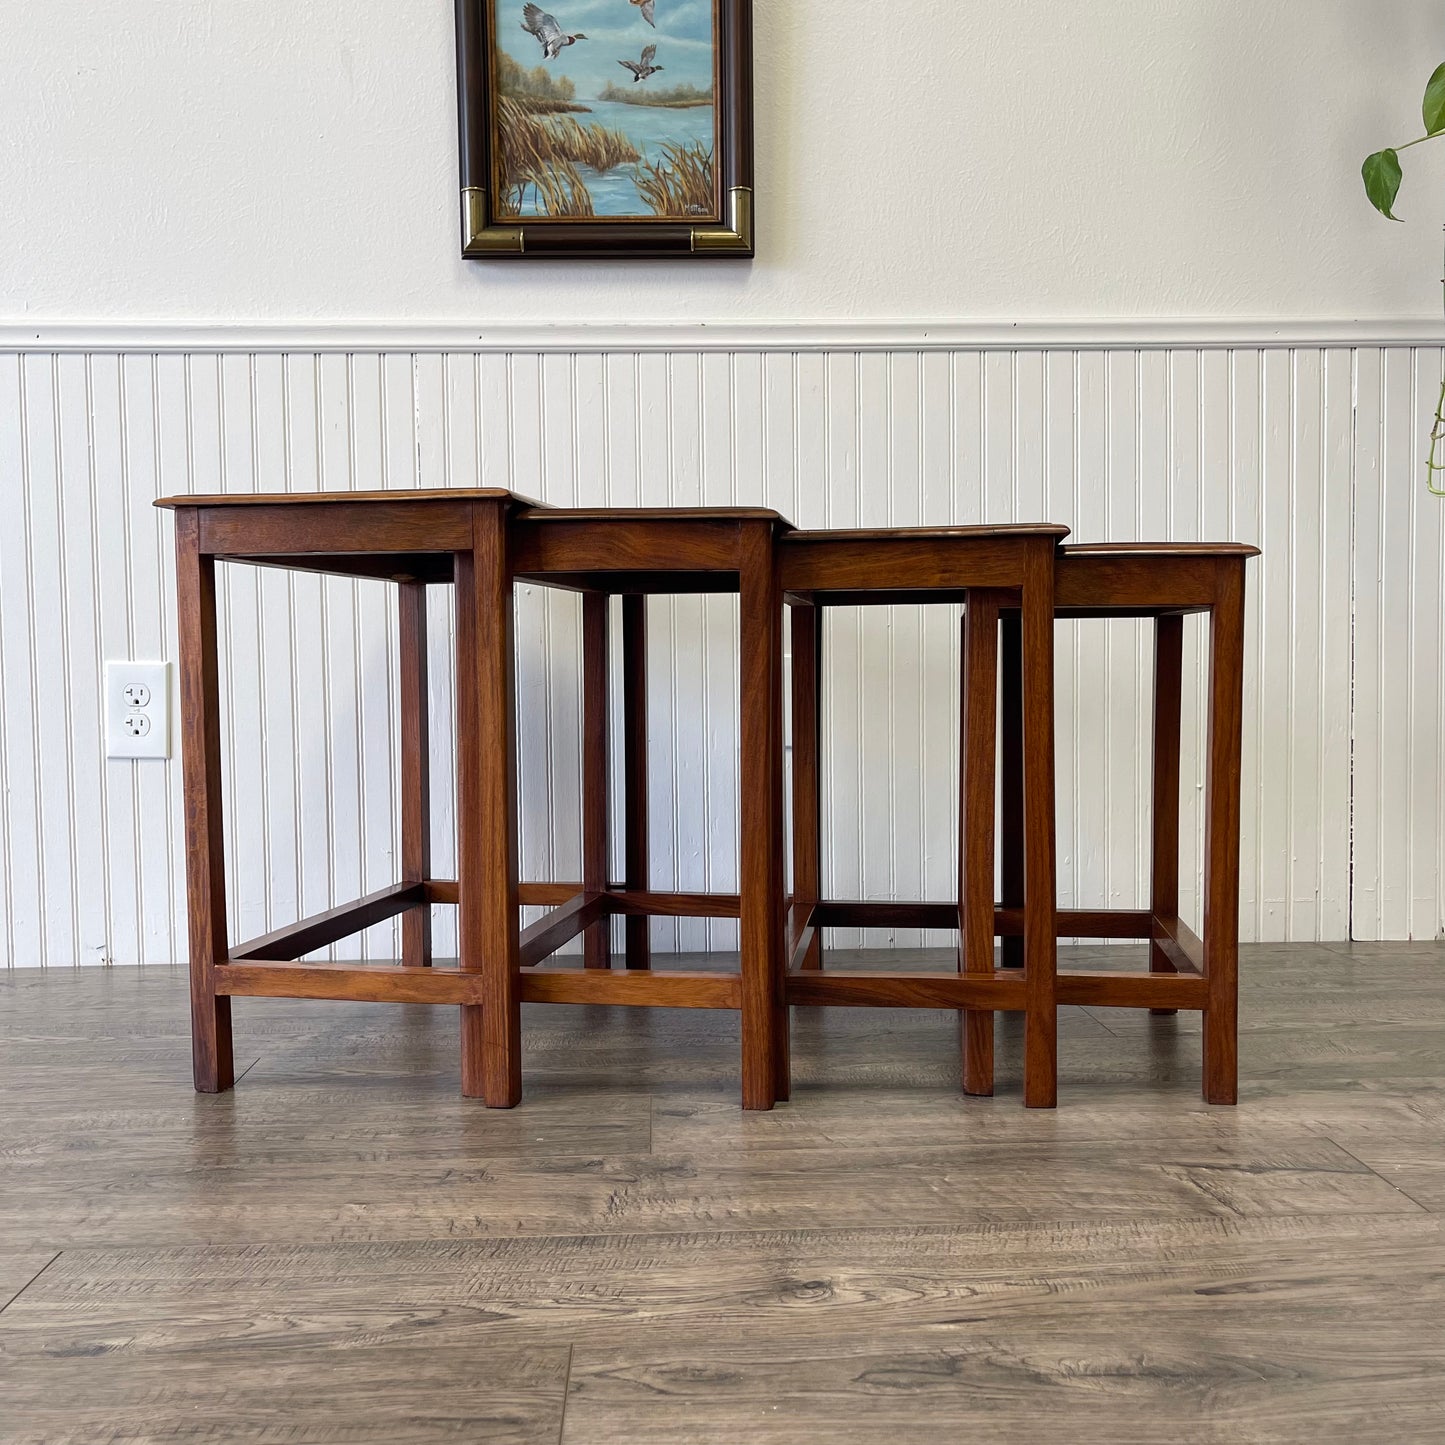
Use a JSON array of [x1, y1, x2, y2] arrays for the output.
[[2, 6, 1444, 963], [1, 3, 1443, 323]]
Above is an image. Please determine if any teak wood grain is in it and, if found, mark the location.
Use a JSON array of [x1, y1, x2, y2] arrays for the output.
[[228, 883, 424, 962], [998, 611, 1025, 971], [780, 538, 1052, 595], [230, 552, 458, 584], [1052, 544, 1257, 616], [606, 889, 742, 919], [996, 544, 1256, 1103], [520, 968, 743, 1009], [621, 593, 651, 972], [427, 880, 581, 907], [784, 526, 1063, 1108], [398, 580, 432, 969], [1018, 543, 1060, 1108], [507, 508, 794, 1109], [517, 892, 606, 969], [174, 509, 234, 1093], [217, 959, 489, 1006], [154, 488, 524, 508], [1203, 557, 1248, 1104], [789, 602, 823, 972], [812, 902, 1152, 937], [455, 501, 522, 1105], [960, 592, 1003, 1096], [1149, 612, 1184, 1011], [581, 592, 611, 971], [513, 512, 780, 578], [198, 502, 479, 559]]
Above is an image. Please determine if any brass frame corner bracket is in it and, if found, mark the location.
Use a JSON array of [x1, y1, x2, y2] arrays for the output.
[[461, 188, 525, 255], [691, 187, 753, 255]]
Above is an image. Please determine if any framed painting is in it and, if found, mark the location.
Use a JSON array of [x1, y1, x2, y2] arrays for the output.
[[454, 0, 753, 257]]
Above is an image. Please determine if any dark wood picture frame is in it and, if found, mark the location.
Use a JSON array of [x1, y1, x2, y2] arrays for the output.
[[455, 0, 753, 258]]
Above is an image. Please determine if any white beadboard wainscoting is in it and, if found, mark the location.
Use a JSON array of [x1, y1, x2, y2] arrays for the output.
[[0, 324, 1441, 965]]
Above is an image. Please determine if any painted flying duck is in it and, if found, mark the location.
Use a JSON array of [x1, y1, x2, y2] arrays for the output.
[[619, 43, 664, 81], [521, 4, 586, 59]]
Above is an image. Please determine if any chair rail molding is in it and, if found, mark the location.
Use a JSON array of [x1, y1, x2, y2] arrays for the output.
[[1, 317, 1442, 355]]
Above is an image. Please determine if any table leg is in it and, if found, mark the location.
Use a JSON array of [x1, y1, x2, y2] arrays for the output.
[[621, 593, 651, 970], [399, 580, 432, 968], [999, 612, 1025, 969], [1149, 613, 1184, 1012], [176, 510, 234, 1094], [1203, 564, 1246, 1105], [789, 600, 823, 971], [581, 592, 612, 969], [739, 525, 785, 1109], [961, 593, 1001, 1097], [1021, 553, 1059, 1109], [456, 506, 522, 1106]]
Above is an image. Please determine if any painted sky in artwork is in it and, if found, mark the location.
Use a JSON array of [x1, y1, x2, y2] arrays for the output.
[[497, 0, 714, 99]]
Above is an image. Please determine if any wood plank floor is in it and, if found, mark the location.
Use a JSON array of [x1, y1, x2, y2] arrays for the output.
[[2, 944, 1444, 1443]]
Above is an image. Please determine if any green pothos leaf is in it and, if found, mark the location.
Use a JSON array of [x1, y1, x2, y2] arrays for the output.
[[1362, 148, 1404, 220], [1423, 61, 1445, 134]]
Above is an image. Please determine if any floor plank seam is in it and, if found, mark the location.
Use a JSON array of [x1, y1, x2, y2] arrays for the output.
[[1079, 1005, 1123, 1038], [44, 1210, 1391, 1258], [1328, 1138, 1437, 1215], [557, 1342, 574, 1445], [231, 1056, 263, 1086], [0, 1250, 62, 1315], [38, 1208, 1440, 1256]]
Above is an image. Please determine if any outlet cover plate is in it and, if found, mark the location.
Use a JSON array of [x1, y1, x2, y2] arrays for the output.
[[106, 661, 171, 759]]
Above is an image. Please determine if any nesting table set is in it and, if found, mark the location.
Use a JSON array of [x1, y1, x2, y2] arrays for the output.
[[160, 489, 1255, 1110]]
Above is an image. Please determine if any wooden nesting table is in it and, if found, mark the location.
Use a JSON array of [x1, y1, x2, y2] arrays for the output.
[[992, 542, 1258, 1104], [781, 524, 1069, 1108], [161, 489, 531, 1101], [508, 505, 794, 1110], [159, 489, 1253, 1110]]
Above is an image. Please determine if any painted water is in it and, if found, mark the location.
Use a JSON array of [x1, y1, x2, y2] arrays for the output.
[[518, 98, 714, 217]]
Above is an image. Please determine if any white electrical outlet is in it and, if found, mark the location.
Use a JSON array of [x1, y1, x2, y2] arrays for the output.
[[106, 661, 170, 759]]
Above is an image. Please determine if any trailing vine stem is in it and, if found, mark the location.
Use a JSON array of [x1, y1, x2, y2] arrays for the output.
[[1362, 62, 1445, 490], [1432, 222, 1445, 496]]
